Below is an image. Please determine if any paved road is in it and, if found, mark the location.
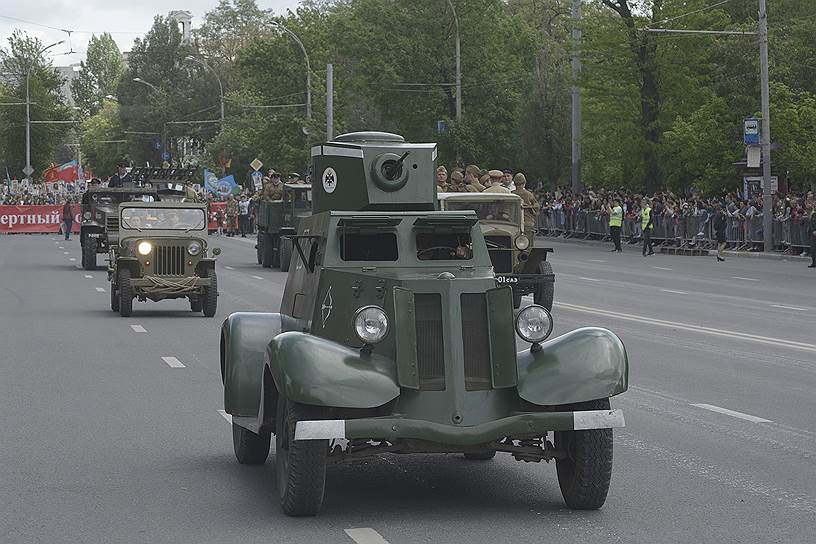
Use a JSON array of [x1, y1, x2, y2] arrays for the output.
[[2, 233, 814, 543]]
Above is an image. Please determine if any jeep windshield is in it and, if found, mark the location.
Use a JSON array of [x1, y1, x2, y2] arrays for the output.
[[121, 207, 206, 231], [446, 199, 520, 225]]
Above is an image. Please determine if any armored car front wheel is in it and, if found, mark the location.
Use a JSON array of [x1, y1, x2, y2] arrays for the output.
[[275, 397, 328, 517], [533, 261, 554, 311], [555, 398, 614, 510], [82, 237, 97, 270]]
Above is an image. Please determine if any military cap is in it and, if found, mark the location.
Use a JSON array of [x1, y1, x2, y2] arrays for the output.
[[479, 174, 491, 185], [513, 173, 527, 184], [488, 169, 504, 179], [436, 165, 448, 174], [451, 169, 464, 182], [465, 164, 480, 176]]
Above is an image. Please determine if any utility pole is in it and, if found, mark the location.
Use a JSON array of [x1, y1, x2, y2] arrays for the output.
[[24, 40, 64, 181], [326, 63, 334, 141], [445, 0, 462, 164], [758, 0, 773, 252], [571, 0, 582, 194]]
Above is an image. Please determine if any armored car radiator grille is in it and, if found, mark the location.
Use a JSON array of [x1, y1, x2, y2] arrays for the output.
[[461, 293, 492, 390], [105, 216, 119, 231], [414, 294, 445, 391], [485, 235, 512, 273], [156, 245, 185, 276]]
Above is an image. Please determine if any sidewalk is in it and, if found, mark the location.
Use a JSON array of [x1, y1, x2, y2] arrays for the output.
[[535, 234, 810, 262]]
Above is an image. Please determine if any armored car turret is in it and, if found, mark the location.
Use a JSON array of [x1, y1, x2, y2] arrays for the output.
[[219, 132, 629, 516]]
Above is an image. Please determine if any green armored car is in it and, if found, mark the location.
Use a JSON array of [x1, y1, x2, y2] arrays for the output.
[[256, 183, 312, 271], [220, 132, 628, 516], [438, 191, 555, 310], [108, 200, 219, 317]]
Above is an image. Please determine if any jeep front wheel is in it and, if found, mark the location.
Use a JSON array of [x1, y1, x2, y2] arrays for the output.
[[202, 269, 218, 317], [190, 297, 202, 313], [232, 421, 270, 465], [118, 268, 133, 317], [555, 398, 613, 510], [275, 396, 328, 516]]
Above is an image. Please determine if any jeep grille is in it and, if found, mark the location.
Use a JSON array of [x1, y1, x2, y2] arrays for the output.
[[485, 235, 512, 273], [156, 245, 186, 276], [461, 293, 492, 390], [414, 293, 445, 391], [106, 216, 119, 231]]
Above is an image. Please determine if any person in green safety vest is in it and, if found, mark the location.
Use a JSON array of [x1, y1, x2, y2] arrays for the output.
[[641, 198, 655, 256], [607, 197, 623, 252]]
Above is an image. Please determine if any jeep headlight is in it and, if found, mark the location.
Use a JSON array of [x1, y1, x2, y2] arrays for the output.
[[353, 306, 389, 345], [137, 241, 153, 255], [515, 304, 553, 344], [187, 241, 202, 256], [514, 234, 530, 250]]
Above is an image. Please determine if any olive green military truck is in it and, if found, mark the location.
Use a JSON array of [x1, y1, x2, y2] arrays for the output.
[[108, 201, 220, 317], [80, 187, 158, 270], [438, 192, 555, 310], [220, 132, 628, 516], [256, 183, 312, 271]]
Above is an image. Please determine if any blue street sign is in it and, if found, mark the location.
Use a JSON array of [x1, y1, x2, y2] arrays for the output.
[[744, 118, 759, 145], [161, 151, 171, 161], [153, 141, 162, 150]]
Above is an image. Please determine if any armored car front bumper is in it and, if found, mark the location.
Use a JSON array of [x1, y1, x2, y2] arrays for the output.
[[294, 409, 624, 445]]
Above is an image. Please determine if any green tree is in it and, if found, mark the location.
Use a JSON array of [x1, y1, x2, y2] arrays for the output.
[[71, 34, 125, 118], [80, 99, 126, 176]]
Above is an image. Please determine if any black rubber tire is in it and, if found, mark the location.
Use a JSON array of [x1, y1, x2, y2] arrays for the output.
[[555, 398, 613, 510], [464, 451, 497, 460], [512, 292, 522, 309], [275, 396, 328, 517], [280, 237, 292, 272], [190, 297, 202, 313], [110, 282, 119, 312], [261, 233, 274, 268], [118, 268, 133, 317], [534, 260, 554, 311], [83, 237, 97, 270], [232, 421, 271, 465], [202, 269, 218, 317], [256, 235, 263, 265]]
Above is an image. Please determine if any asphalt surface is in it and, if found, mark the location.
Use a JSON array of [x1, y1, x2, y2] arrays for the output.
[[2, 232, 815, 544]]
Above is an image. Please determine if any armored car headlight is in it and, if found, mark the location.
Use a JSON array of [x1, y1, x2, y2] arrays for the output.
[[137, 241, 153, 255], [515, 304, 553, 344], [514, 234, 530, 250], [83, 211, 91, 220], [187, 241, 202, 256], [353, 306, 389, 345]]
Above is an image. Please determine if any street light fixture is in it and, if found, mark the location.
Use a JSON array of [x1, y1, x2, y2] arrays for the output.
[[267, 19, 312, 121], [133, 77, 160, 93], [25, 40, 65, 180], [184, 55, 225, 125]]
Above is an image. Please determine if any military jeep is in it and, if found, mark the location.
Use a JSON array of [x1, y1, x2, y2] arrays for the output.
[[438, 192, 555, 310], [108, 201, 219, 317], [80, 187, 158, 270], [220, 132, 628, 516], [256, 183, 312, 271]]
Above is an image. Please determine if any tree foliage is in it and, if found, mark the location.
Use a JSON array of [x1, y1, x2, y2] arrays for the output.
[[71, 33, 124, 118]]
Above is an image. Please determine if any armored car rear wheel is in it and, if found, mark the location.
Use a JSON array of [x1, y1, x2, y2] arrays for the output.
[[118, 269, 133, 317], [534, 261, 554, 311], [232, 422, 270, 465], [275, 397, 328, 517], [202, 270, 218, 317], [555, 398, 613, 510]]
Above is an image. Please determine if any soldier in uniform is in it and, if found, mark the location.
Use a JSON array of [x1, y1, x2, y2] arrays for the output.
[[448, 169, 466, 192], [225, 195, 239, 237], [263, 171, 284, 201], [107, 163, 132, 188], [512, 173, 540, 240], [465, 165, 484, 192], [484, 170, 511, 193], [435, 166, 449, 193]]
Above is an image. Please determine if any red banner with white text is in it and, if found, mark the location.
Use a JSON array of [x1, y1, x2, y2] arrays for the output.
[[0, 205, 81, 234]]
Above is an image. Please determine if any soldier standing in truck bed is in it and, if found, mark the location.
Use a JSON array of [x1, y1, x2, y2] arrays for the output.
[[263, 171, 284, 201], [513, 172, 540, 240]]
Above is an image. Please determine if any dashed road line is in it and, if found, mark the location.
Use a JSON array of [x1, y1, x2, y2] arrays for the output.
[[63, 251, 69, 255], [345, 528, 391, 544], [770, 304, 808, 312], [653, 266, 672, 271], [162, 356, 185, 368], [217, 409, 232, 423], [588, 259, 606, 263], [69, 257, 76, 262], [578, 277, 600, 282], [95, 287, 105, 292], [660, 289, 688, 295], [690, 403, 772, 423], [224, 266, 235, 270], [84, 274, 93, 279], [130, 325, 147, 333], [251, 275, 264, 280], [58, 246, 64, 249], [732, 276, 759, 282]]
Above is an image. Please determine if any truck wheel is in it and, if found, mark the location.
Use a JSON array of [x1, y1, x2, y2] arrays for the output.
[[202, 269, 218, 317], [261, 233, 274, 268], [110, 283, 119, 312], [275, 396, 328, 516], [555, 398, 613, 510], [118, 268, 133, 317], [256, 235, 263, 265], [464, 451, 496, 460], [534, 261, 554, 311], [232, 421, 270, 465], [190, 297, 202, 313], [83, 237, 97, 270], [280, 238, 292, 272], [512, 292, 522, 309]]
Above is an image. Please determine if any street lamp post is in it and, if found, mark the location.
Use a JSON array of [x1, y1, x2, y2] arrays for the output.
[[132, 78, 166, 159], [268, 20, 312, 120], [185, 56, 225, 125], [25, 40, 65, 180]]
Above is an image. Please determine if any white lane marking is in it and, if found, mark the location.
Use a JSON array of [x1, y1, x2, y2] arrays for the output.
[[578, 276, 600, 282], [58, 246, 64, 249], [130, 325, 147, 333], [63, 251, 70, 254], [660, 289, 688, 295], [690, 403, 772, 423], [162, 356, 185, 368], [555, 301, 816, 353], [653, 266, 672, 271], [732, 276, 759, 282], [84, 274, 93, 279], [770, 304, 809, 312], [588, 259, 606, 263], [69, 258, 76, 262], [95, 287, 105, 292], [251, 275, 264, 280], [224, 266, 235, 270], [344, 528, 391, 544], [217, 409, 232, 423]]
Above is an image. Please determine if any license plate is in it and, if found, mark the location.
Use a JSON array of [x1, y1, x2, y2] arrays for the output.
[[496, 276, 519, 284]]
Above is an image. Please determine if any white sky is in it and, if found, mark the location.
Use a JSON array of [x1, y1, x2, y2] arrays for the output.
[[0, 1, 302, 66]]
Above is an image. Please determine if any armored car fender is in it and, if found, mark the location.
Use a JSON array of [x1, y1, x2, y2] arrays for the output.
[[516, 327, 628, 406]]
